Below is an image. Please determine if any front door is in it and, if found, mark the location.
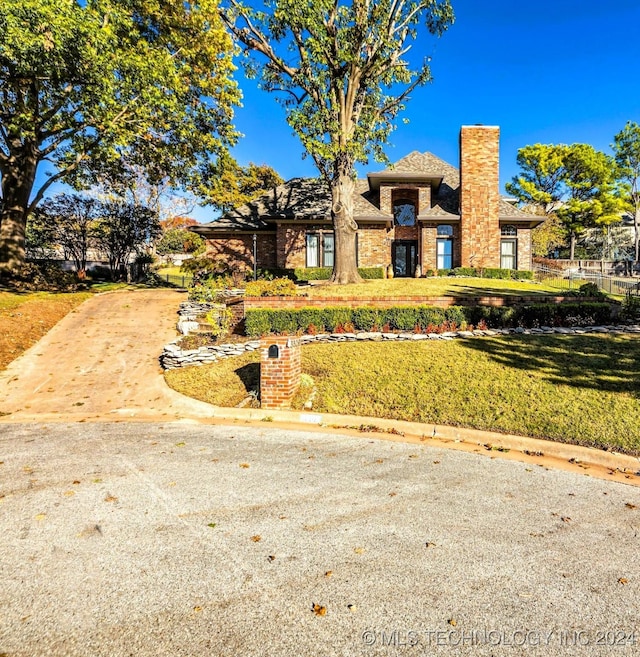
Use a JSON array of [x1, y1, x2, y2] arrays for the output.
[[392, 240, 418, 277]]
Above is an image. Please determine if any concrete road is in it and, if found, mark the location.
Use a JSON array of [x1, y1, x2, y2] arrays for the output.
[[1, 422, 640, 657]]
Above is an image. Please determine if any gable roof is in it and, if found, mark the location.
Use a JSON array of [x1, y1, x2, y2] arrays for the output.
[[193, 150, 533, 233]]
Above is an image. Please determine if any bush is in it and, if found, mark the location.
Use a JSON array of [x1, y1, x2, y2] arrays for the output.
[[0, 261, 83, 292], [622, 291, 640, 321], [187, 275, 232, 302], [352, 307, 382, 331], [244, 301, 616, 336], [452, 267, 477, 277], [244, 277, 299, 297], [292, 266, 385, 281]]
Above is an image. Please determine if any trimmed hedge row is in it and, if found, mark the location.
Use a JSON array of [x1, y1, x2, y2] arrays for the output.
[[427, 267, 534, 280], [244, 302, 616, 337], [292, 266, 385, 281]]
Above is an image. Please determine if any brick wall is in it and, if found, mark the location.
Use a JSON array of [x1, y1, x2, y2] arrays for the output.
[[260, 336, 301, 409], [357, 224, 389, 267], [459, 126, 501, 269], [205, 233, 277, 271]]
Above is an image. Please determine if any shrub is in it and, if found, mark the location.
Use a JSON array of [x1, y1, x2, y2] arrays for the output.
[[352, 307, 382, 331], [321, 307, 353, 332], [452, 267, 477, 277], [621, 291, 640, 321], [205, 307, 233, 339], [382, 306, 418, 330], [188, 275, 232, 302], [416, 306, 446, 328], [444, 306, 467, 327], [245, 277, 299, 297], [292, 266, 384, 281], [245, 310, 273, 337]]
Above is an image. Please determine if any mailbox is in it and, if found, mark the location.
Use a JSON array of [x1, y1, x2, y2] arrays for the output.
[[268, 344, 280, 359]]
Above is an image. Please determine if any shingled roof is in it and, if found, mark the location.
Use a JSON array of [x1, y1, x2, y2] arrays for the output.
[[194, 151, 532, 232]]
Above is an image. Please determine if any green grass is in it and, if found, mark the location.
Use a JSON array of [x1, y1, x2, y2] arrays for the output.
[[304, 277, 565, 298], [164, 351, 260, 407], [165, 333, 640, 454]]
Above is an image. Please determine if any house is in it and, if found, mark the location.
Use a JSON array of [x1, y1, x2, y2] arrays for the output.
[[191, 126, 543, 276]]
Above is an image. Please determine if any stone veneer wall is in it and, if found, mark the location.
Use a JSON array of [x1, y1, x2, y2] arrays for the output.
[[460, 126, 501, 269]]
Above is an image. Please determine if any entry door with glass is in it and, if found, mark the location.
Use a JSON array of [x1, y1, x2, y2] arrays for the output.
[[392, 240, 418, 277]]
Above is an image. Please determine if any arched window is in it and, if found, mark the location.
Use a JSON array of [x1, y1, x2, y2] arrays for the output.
[[393, 199, 416, 227], [437, 224, 453, 236], [501, 224, 517, 236]]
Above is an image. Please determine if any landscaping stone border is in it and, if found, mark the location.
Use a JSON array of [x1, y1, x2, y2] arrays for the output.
[[161, 322, 640, 370]]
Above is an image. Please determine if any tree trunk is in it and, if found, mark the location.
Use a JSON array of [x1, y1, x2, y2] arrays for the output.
[[569, 232, 576, 261], [0, 145, 39, 271], [329, 169, 362, 284]]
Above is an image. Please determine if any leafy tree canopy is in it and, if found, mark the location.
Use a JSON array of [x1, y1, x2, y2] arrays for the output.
[[0, 0, 240, 269], [220, 0, 454, 283], [201, 153, 284, 212], [612, 121, 640, 260]]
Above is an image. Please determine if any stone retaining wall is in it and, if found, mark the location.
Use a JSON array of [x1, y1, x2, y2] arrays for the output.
[[161, 323, 640, 370]]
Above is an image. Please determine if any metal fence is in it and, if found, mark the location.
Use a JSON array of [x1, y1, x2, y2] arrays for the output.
[[535, 265, 640, 296], [161, 273, 193, 288]]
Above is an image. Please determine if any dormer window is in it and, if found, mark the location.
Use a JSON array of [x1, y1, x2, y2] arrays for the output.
[[393, 199, 416, 227]]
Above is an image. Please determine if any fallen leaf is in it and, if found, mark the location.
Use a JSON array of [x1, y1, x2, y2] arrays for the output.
[[63, 490, 75, 497], [448, 618, 457, 627], [324, 570, 333, 577], [347, 604, 357, 612], [34, 513, 46, 521], [561, 516, 571, 523], [267, 555, 276, 562], [168, 481, 177, 487], [104, 494, 118, 503], [207, 523, 216, 528], [618, 578, 629, 585], [251, 535, 261, 542], [389, 492, 397, 497], [175, 442, 185, 447], [625, 503, 637, 510], [312, 603, 327, 616], [72, 480, 81, 485], [425, 541, 436, 548], [433, 460, 441, 464], [193, 606, 202, 612], [239, 463, 250, 469], [354, 547, 365, 554]]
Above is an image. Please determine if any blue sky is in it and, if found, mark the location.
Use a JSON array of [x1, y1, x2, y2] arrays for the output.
[[196, 0, 640, 221], [36, 0, 640, 223]]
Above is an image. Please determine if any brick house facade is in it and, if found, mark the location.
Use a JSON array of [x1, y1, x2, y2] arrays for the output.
[[192, 126, 542, 276]]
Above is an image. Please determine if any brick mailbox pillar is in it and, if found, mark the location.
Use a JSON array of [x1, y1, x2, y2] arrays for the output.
[[260, 336, 302, 409]]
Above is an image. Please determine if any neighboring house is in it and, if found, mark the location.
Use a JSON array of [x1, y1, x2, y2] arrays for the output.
[[191, 126, 543, 276]]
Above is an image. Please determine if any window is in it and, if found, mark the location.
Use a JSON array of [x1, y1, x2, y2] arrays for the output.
[[501, 225, 517, 236], [393, 200, 416, 227], [500, 239, 517, 270], [436, 225, 453, 269], [437, 238, 452, 269], [306, 232, 335, 267]]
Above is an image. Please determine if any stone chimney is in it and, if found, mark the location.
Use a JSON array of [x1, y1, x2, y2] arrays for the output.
[[459, 125, 501, 268]]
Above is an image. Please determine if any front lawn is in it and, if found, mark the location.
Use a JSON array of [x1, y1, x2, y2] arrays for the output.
[[0, 290, 94, 370], [303, 277, 567, 298], [165, 334, 640, 454]]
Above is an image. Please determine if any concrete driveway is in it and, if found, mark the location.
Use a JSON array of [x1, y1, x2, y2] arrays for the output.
[[0, 289, 214, 422], [1, 289, 640, 656]]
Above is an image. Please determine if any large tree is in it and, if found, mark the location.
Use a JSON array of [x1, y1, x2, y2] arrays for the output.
[[220, 0, 454, 283], [35, 194, 101, 277], [507, 143, 624, 260], [200, 153, 284, 213], [612, 121, 640, 263], [0, 0, 240, 270]]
